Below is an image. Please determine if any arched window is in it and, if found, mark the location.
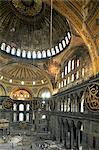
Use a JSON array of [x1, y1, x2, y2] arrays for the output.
[[38, 88, 51, 99], [1, 43, 6, 51], [11, 47, 16, 55], [22, 50, 26, 58], [19, 113, 24, 121], [26, 104, 30, 111], [6, 45, 11, 53], [59, 43, 63, 51], [82, 68, 85, 77], [13, 104, 17, 111], [47, 49, 51, 57], [64, 101, 67, 112], [19, 104, 24, 111], [76, 71, 79, 79], [81, 94, 84, 113], [67, 98, 70, 112], [32, 51, 36, 59], [26, 113, 29, 122], [65, 66, 67, 75], [61, 101, 64, 111], [42, 50, 46, 58], [77, 59, 80, 67], [27, 51, 31, 59], [72, 74, 74, 82], [42, 115, 46, 119], [65, 36, 69, 45], [64, 79, 67, 86], [55, 46, 59, 53], [61, 81, 63, 87], [37, 51, 42, 58], [16, 48, 21, 57], [13, 113, 17, 122], [67, 76, 70, 84], [68, 60, 71, 73], [72, 60, 74, 70], [51, 48, 55, 56], [61, 72, 64, 78], [62, 39, 66, 48], [67, 31, 71, 40]]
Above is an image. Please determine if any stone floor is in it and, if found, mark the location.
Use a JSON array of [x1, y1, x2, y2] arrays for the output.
[[0, 135, 67, 150]]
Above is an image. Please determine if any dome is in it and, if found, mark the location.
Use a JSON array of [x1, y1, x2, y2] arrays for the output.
[[0, 0, 71, 59], [0, 63, 50, 86]]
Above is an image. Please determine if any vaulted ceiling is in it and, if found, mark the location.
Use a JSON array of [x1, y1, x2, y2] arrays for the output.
[[0, 0, 98, 95]]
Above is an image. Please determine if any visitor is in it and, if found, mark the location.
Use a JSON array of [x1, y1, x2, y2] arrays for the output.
[[30, 145, 32, 149]]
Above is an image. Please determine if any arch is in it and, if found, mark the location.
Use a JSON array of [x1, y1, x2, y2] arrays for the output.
[[55, 45, 59, 54], [32, 51, 36, 59], [42, 50, 46, 58], [19, 113, 24, 121], [13, 103, 17, 111], [38, 87, 52, 99], [70, 94, 74, 112], [51, 48, 55, 56], [77, 121, 83, 130], [47, 49, 51, 57], [26, 113, 29, 122], [13, 113, 17, 122], [80, 91, 85, 113], [27, 51, 31, 59], [26, 104, 30, 111], [6, 45, 11, 53], [22, 50, 26, 58], [16, 48, 21, 57], [0, 84, 6, 96], [45, 0, 99, 75], [19, 104, 24, 111], [37, 51, 42, 59], [11, 47, 16, 55], [77, 121, 83, 148], [1, 42, 6, 51], [71, 120, 77, 147], [41, 115, 46, 119], [10, 87, 33, 100]]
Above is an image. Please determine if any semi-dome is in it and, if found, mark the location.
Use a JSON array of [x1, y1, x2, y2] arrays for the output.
[[0, 0, 71, 59], [0, 63, 50, 86]]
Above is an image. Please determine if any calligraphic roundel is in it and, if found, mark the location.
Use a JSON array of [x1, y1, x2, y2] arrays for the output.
[[85, 83, 99, 112]]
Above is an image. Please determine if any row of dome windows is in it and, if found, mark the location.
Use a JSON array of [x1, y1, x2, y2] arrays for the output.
[[0, 32, 71, 59], [0, 76, 45, 86]]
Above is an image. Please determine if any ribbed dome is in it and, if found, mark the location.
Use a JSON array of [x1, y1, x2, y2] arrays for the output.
[[0, 63, 49, 86], [0, 0, 71, 59]]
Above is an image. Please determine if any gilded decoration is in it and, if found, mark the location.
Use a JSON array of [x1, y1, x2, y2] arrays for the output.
[[85, 83, 99, 112]]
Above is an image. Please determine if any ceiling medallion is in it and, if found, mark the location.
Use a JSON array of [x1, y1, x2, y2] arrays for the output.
[[85, 83, 99, 112], [21, 0, 35, 7], [10, 0, 42, 17]]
